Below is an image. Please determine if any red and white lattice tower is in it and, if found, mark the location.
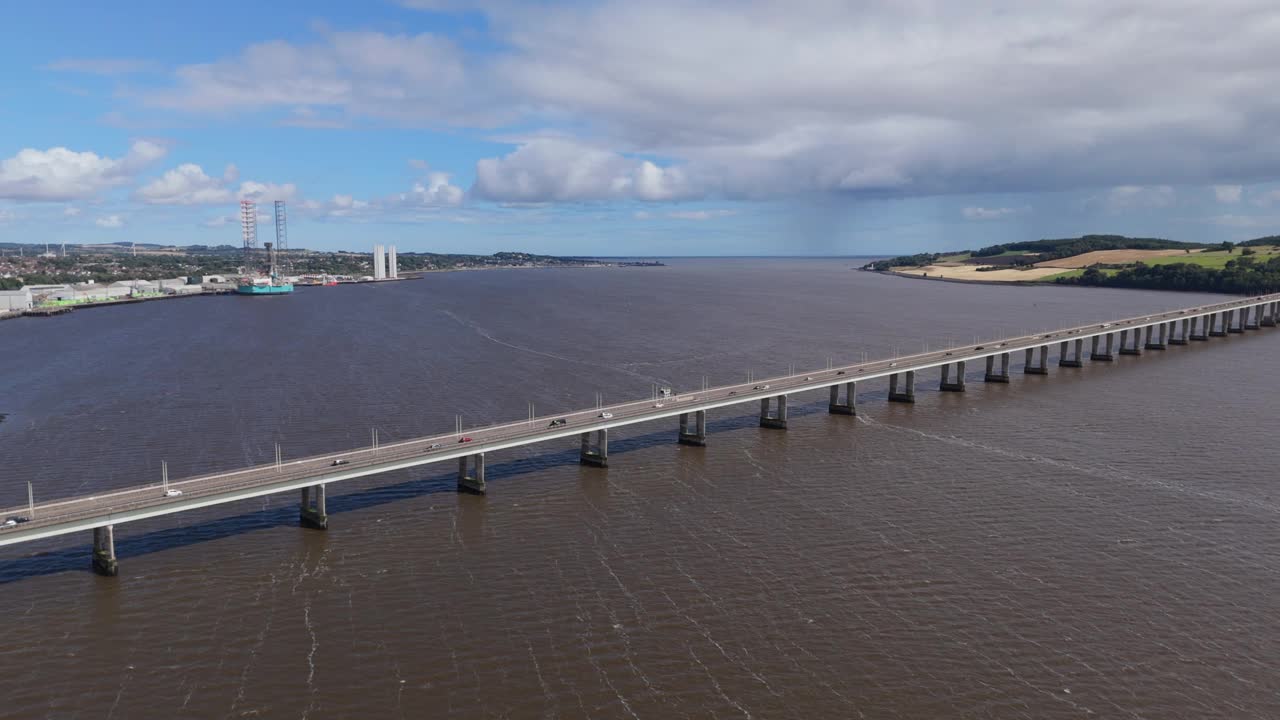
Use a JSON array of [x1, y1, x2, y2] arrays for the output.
[[240, 199, 258, 270]]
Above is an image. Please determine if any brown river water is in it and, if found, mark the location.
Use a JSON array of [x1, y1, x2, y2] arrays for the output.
[[1, 258, 1277, 719]]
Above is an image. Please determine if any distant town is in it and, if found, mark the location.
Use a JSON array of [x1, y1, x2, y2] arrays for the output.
[[0, 241, 661, 319]]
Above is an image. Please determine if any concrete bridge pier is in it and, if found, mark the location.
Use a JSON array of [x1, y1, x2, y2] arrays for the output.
[[760, 395, 788, 429], [1059, 339, 1084, 367], [1190, 315, 1209, 341], [1228, 309, 1245, 334], [940, 361, 967, 391], [1209, 312, 1228, 337], [92, 525, 118, 577], [828, 382, 857, 414], [299, 484, 328, 529], [679, 410, 708, 445], [1245, 305, 1261, 330], [580, 429, 608, 467], [888, 371, 916, 402], [1024, 346, 1049, 374], [1263, 302, 1278, 327], [984, 353, 1010, 382], [1092, 333, 1115, 361], [458, 453, 486, 494], [1119, 329, 1142, 355], [1169, 319, 1189, 345], [1145, 323, 1167, 350]]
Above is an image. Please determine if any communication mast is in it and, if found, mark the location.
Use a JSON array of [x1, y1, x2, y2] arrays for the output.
[[273, 200, 289, 274], [240, 199, 258, 271]]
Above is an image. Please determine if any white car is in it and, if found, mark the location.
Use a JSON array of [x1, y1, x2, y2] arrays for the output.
[[165, 489, 183, 497], [599, 412, 613, 419], [654, 403, 664, 408], [2, 519, 16, 528]]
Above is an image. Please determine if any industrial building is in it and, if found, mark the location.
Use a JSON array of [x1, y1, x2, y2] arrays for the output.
[[0, 288, 32, 312]]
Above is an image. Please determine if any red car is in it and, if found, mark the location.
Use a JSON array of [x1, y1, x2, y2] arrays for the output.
[[458, 437, 473, 443]]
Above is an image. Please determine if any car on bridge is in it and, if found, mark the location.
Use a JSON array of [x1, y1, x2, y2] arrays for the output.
[[331, 459, 349, 466], [458, 437, 473, 443], [598, 412, 613, 419], [548, 418, 567, 427]]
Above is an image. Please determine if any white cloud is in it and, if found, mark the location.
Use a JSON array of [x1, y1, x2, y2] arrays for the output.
[[0, 141, 166, 201], [1214, 185, 1243, 203], [1106, 185, 1175, 211], [961, 206, 1019, 220], [390, 172, 464, 207], [95, 215, 125, 228], [62, 206, 81, 217], [473, 139, 703, 203], [667, 209, 736, 221], [200, 214, 235, 228], [136, 163, 297, 205], [0, 209, 16, 224], [136, 163, 237, 205]]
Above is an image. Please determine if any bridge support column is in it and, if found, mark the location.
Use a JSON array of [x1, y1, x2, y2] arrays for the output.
[[1190, 315, 1209, 341], [300, 484, 328, 529], [1118, 329, 1141, 355], [678, 410, 707, 445], [1228, 309, 1244, 334], [1209, 312, 1227, 337], [828, 382, 857, 414], [1169, 319, 1189, 345], [1024, 345, 1049, 374], [940, 361, 966, 391], [984, 353, 1010, 382], [888, 371, 916, 402], [760, 395, 788, 429], [1245, 305, 1261, 330], [1145, 323, 1167, 350], [1264, 302, 1278, 327], [580, 429, 608, 467], [1092, 333, 1115, 361], [1059, 340, 1084, 367], [92, 525, 118, 577], [458, 453, 486, 494]]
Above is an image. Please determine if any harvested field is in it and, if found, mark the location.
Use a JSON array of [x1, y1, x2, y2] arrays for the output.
[[1035, 249, 1200, 268], [890, 265, 1066, 282]]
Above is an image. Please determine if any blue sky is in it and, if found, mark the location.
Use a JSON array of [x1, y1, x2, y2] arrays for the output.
[[3, 0, 1280, 255]]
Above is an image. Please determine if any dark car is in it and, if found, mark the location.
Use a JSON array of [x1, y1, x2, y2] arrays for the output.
[[548, 418, 567, 427], [836, 370, 846, 375]]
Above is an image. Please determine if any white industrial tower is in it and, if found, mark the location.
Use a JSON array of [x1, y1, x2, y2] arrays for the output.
[[373, 244, 386, 280], [388, 245, 398, 279]]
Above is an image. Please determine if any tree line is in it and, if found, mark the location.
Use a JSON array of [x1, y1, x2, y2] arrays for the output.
[[1056, 256, 1280, 294]]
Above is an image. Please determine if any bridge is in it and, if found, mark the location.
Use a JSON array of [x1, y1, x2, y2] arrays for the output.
[[4, 293, 1279, 576]]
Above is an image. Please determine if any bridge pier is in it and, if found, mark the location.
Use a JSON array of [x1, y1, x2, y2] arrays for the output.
[[1209, 312, 1227, 337], [1145, 323, 1167, 350], [92, 525, 118, 577], [1090, 333, 1111, 361], [760, 395, 788, 429], [580, 429, 608, 467], [1169, 319, 1189, 345], [1023, 346, 1049, 374], [1228, 309, 1244, 334], [1263, 302, 1278, 327], [1245, 305, 1261, 330], [458, 453, 486, 494], [940, 361, 966, 391], [299, 484, 328, 529], [1190, 314, 1209, 341], [1118, 329, 1142, 355], [1059, 339, 1084, 367], [679, 410, 707, 445], [984, 353, 1010, 382], [888, 371, 916, 402], [828, 382, 857, 414]]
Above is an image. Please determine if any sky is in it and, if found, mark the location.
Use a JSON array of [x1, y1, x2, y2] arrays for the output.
[[3, 0, 1280, 256]]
